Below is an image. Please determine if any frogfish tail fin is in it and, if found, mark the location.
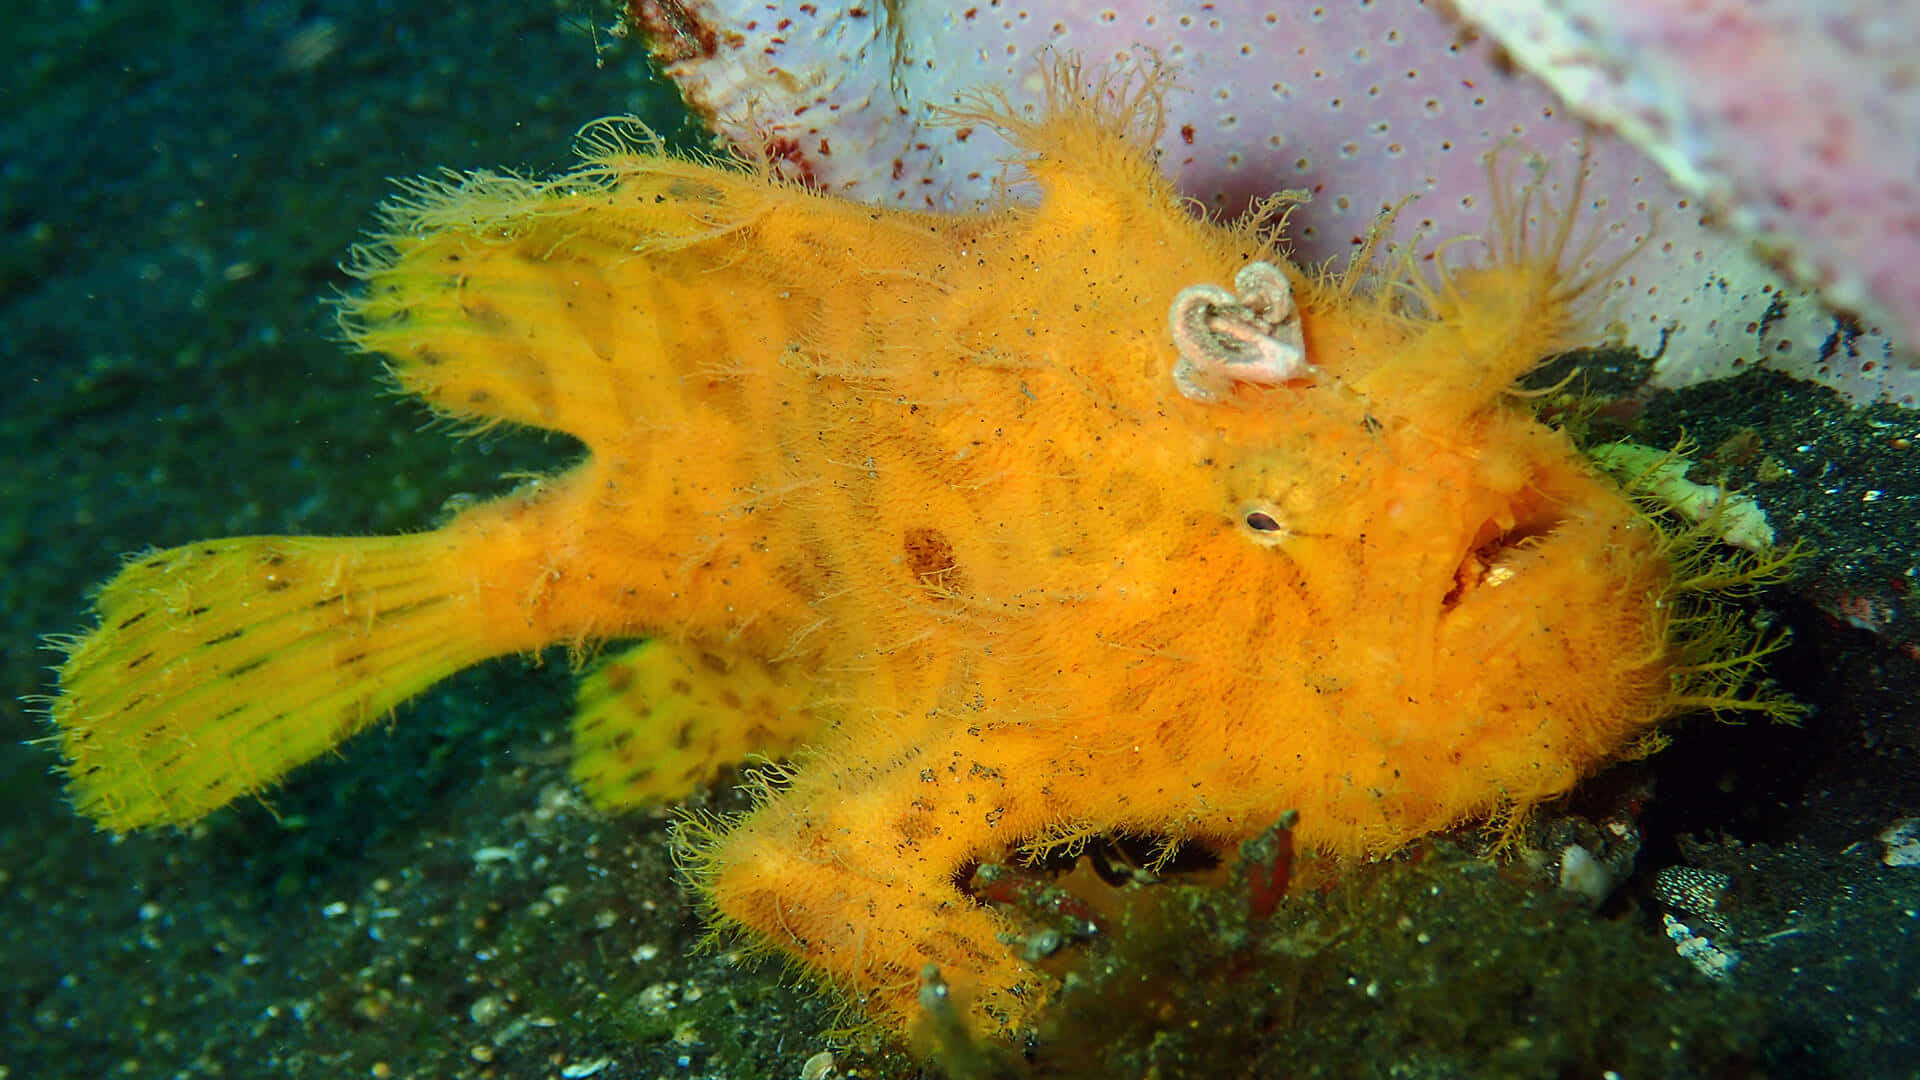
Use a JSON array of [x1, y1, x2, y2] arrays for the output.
[[49, 532, 511, 831]]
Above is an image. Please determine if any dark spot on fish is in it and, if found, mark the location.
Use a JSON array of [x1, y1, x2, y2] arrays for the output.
[[459, 301, 512, 333], [902, 526, 959, 586]]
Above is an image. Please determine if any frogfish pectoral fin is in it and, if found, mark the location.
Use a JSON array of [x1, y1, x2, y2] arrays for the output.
[[570, 640, 821, 810], [50, 529, 539, 832]]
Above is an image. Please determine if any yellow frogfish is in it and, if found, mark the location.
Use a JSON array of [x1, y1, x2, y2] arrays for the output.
[[48, 60, 1785, 1039]]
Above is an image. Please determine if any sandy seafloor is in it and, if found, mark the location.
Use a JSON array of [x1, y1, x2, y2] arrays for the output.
[[2, 2, 1918, 1078]]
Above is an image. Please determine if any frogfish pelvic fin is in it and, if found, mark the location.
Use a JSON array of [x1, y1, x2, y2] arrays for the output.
[[48, 58, 1786, 1040]]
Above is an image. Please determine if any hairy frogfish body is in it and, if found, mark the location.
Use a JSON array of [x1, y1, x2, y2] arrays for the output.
[[48, 61, 1784, 1038]]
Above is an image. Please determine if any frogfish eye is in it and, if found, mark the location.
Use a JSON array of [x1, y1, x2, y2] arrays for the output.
[[1241, 506, 1291, 547]]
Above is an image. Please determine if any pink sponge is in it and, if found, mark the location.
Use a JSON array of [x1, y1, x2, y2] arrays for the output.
[[632, 0, 1918, 403], [1451, 0, 1920, 385]]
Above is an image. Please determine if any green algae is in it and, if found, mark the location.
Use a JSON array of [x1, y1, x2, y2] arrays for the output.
[[987, 840, 1770, 1080]]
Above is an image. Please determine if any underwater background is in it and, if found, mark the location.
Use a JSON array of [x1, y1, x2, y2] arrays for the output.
[[2, 2, 1917, 1078]]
